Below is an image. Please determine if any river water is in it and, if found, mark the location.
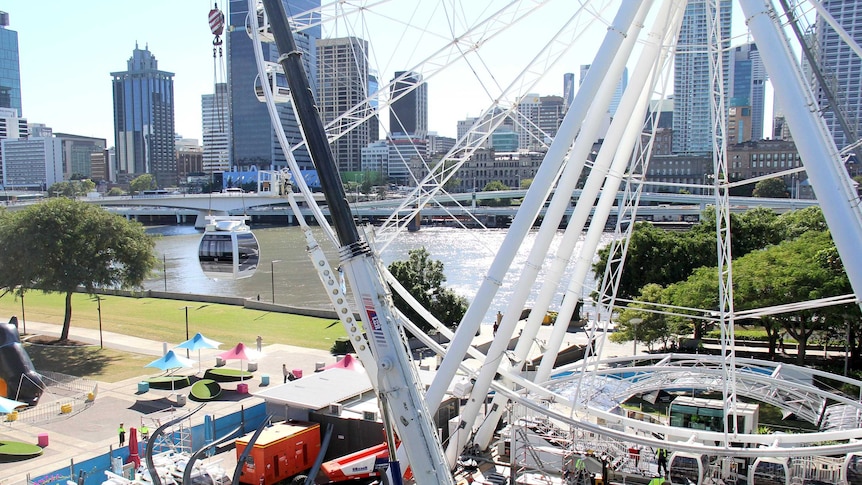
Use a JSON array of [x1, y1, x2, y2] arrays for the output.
[[144, 225, 611, 324]]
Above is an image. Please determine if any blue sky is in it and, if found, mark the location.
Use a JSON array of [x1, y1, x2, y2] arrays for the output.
[[10, 1, 221, 143], [9, 1, 750, 147]]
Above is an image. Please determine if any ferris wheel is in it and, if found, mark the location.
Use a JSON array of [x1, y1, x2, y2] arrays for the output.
[[248, 0, 862, 482]]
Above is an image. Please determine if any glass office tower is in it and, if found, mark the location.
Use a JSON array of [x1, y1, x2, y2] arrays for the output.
[[111, 43, 176, 188], [227, 0, 320, 172]]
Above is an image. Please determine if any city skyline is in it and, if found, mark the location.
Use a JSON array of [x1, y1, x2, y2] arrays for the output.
[[2, 2, 659, 149]]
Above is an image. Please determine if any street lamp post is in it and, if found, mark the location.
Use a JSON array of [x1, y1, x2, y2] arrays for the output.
[[97, 295, 103, 349], [20, 293, 26, 335], [163, 254, 168, 292], [630, 318, 643, 355], [271, 260, 283, 304], [180, 306, 191, 358]]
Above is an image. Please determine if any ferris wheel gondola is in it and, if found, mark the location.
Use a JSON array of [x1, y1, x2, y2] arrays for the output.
[[750, 456, 790, 485], [246, 3, 274, 43], [198, 216, 260, 280], [254, 62, 291, 103], [668, 452, 708, 485], [843, 453, 862, 485]]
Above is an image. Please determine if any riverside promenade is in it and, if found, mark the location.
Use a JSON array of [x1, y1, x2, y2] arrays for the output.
[[0, 318, 335, 485]]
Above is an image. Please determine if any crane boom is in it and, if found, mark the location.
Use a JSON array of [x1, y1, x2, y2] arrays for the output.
[[260, 1, 454, 483]]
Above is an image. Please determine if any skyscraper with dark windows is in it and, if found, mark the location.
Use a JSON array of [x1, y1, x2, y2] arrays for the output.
[[111, 44, 176, 188], [0, 12, 21, 117], [815, 1, 862, 149], [227, 0, 320, 172], [389, 71, 427, 138], [672, 0, 731, 154]]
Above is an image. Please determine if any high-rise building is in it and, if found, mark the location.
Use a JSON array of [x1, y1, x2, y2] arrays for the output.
[[457, 117, 479, 142], [361, 140, 389, 174], [111, 43, 176, 187], [0, 12, 21, 116], [517, 94, 566, 150], [317, 36, 372, 172], [427, 132, 456, 155], [227, 0, 319, 172], [388, 136, 426, 184], [0, 107, 27, 186], [53, 133, 107, 180], [815, 1, 862, 149], [389, 71, 427, 138], [2, 136, 62, 190], [578, 65, 628, 117], [202, 82, 230, 173], [728, 43, 767, 143], [672, 0, 732, 154], [563, 73, 575, 111]]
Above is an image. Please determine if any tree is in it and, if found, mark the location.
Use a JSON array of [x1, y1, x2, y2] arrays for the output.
[[130, 174, 157, 194], [752, 177, 789, 198], [610, 283, 674, 351], [595, 208, 786, 301], [107, 187, 125, 197], [482, 180, 510, 207], [0, 198, 158, 340], [388, 247, 467, 334], [49, 180, 95, 198]]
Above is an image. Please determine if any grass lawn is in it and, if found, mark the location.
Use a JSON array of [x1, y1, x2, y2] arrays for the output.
[[0, 291, 346, 351], [24, 344, 153, 383], [1, 291, 347, 381]]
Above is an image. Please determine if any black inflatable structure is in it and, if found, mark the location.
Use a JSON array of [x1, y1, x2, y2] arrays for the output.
[[0, 317, 44, 406]]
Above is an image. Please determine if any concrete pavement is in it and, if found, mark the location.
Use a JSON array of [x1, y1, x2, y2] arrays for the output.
[[0, 318, 336, 485]]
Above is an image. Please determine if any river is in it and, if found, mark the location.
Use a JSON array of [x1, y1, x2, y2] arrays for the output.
[[144, 225, 611, 324]]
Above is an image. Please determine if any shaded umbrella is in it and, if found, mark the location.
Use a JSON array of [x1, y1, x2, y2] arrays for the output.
[[217, 343, 260, 381], [323, 354, 362, 371], [175, 333, 222, 373], [145, 350, 195, 392], [127, 427, 140, 467], [0, 396, 26, 414]]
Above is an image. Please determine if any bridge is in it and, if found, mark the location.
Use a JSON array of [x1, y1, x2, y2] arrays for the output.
[[90, 189, 818, 226], [6, 189, 817, 228]]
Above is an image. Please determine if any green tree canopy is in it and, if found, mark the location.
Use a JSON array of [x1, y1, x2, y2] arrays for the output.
[[388, 247, 467, 334], [48, 180, 95, 198], [752, 177, 789, 198], [130, 174, 157, 194], [595, 207, 786, 300], [482, 180, 511, 207], [0, 198, 158, 340]]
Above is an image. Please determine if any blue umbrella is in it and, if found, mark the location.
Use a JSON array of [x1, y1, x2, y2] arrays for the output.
[[145, 350, 195, 372], [175, 333, 222, 373], [0, 396, 26, 414], [145, 351, 195, 393]]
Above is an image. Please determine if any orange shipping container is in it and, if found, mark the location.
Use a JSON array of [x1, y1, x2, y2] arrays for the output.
[[235, 421, 321, 485]]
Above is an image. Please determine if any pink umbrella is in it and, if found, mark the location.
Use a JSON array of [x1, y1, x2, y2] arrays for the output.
[[127, 427, 140, 467], [217, 343, 260, 381], [323, 354, 362, 371]]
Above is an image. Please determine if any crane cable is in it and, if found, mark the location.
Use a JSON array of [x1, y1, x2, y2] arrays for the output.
[[208, 2, 227, 210]]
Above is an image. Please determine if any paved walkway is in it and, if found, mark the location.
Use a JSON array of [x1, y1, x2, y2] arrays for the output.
[[0, 318, 335, 485]]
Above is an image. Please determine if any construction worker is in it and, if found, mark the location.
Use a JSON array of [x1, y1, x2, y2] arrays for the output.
[[140, 424, 150, 441], [118, 423, 126, 446], [656, 447, 668, 476]]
